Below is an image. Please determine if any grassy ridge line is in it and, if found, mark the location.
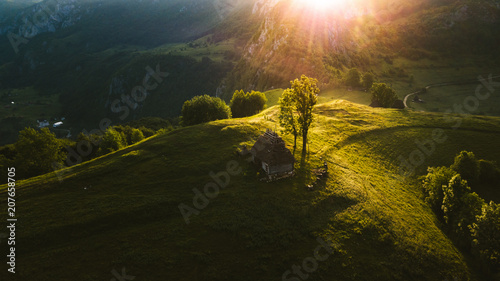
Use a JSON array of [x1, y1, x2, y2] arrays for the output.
[[1, 101, 499, 279]]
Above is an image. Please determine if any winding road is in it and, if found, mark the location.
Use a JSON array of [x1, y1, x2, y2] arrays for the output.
[[403, 74, 500, 108]]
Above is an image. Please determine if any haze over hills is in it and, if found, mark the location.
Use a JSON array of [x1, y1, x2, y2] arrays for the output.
[[1, 0, 500, 144]]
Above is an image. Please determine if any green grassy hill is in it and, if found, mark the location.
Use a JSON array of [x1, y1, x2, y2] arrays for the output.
[[2, 100, 500, 280]]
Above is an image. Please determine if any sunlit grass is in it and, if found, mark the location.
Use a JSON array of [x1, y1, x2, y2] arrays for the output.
[[2, 101, 500, 280]]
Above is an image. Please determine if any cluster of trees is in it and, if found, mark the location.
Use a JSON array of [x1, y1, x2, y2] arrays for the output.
[[423, 151, 500, 276], [344, 68, 375, 89], [181, 91, 268, 126], [0, 128, 66, 179], [278, 75, 319, 152], [0, 118, 173, 181], [230, 90, 267, 118]]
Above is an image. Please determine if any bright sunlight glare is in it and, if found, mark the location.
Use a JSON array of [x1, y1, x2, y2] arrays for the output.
[[293, 0, 349, 10]]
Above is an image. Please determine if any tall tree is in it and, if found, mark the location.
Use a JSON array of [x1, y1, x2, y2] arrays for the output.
[[13, 127, 65, 179], [278, 89, 299, 149], [289, 75, 319, 153]]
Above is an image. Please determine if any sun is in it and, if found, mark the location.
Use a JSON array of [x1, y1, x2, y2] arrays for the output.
[[293, 0, 348, 10]]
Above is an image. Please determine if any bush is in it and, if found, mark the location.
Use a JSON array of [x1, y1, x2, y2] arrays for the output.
[[181, 95, 231, 126], [451, 151, 479, 185], [423, 166, 457, 215], [99, 128, 126, 155], [126, 117, 173, 131], [470, 202, 500, 275], [230, 90, 267, 118], [138, 126, 156, 138], [13, 127, 65, 179], [423, 151, 499, 277], [130, 128, 145, 144], [370, 83, 398, 108], [344, 68, 361, 88], [361, 72, 375, 89], [114, 126, 146, 145]]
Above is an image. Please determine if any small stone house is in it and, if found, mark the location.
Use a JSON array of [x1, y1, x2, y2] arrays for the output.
[[250, 129, 295, 179]]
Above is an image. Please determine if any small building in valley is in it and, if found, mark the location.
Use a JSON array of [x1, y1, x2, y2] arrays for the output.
[[250, 129, 295, 180]]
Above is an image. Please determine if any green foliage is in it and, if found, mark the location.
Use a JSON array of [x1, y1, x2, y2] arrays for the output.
[[181, 95, 231, 126], [451, 151, 480, 185], [423, 166, 457, 215], [73, 132, 100, 163], [361, 72, 375, 90], [470, 202, 500, 275], [278, 89, 299, 148], [98, 128, 126, 155], [230, 90, 267, 118], [288, 75, 319, 152], [13, 128, 65, 179], [0, 154, 11, 183], [3, 101, 500, 280], [137, 127, 156, 138], [130, 129, 145, 144], [478, 160, 500, 186], [370, 83, 398, 108], [442, 175, 472, 226], [344, 68, 361, 88], [114, 126, 146, 146], [126, 117, 173, 132], [424, 151, 499, 276]]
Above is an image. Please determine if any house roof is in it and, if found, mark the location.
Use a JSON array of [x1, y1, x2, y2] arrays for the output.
[[251, 129, 295, 166]]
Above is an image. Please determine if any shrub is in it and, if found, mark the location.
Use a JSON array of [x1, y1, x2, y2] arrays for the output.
[[13, 127, 65, 179], [361, 72, 375, 89], [451, 151, 479, 185], [130, 128, 145, 144], [423, 166, 457, 215], [181, 95, 231, 126], [370, 83, 398, 108], [470, 202, 500, 275], [344, 68, 361, 88], [99, 128, 126, 155], [230, 90, 267, 118]]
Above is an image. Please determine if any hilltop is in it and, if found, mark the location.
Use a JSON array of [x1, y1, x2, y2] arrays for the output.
[[1, 100, 500, 280]]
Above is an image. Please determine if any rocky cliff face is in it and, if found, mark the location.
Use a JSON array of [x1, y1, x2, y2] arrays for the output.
[[0, 0, 92, 38]]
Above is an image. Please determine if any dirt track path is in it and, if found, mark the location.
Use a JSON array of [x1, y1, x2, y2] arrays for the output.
[[403, 74, 500, 108]]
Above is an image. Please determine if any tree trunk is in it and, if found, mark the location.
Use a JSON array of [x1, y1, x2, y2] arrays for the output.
[[302, 129, 308, 154], [293, 132, 297, 148]]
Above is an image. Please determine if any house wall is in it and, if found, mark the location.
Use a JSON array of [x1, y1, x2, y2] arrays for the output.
[[268, 164, 293, 175]]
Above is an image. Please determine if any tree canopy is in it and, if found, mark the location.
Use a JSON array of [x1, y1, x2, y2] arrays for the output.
[[279, 75, 319, 153], [370, 83, 398, 108], [423, 151, 500, 277], [344, 68, 361, 88], [13, 127, 65, 179], [362, 72, 375, 89], [181, 95, 231, 126], [230, 90, 267, 118], [278, 89, 299, 148]]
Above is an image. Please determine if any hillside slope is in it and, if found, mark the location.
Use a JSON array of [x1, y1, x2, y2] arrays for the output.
[[2, 101, 500, 280]]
